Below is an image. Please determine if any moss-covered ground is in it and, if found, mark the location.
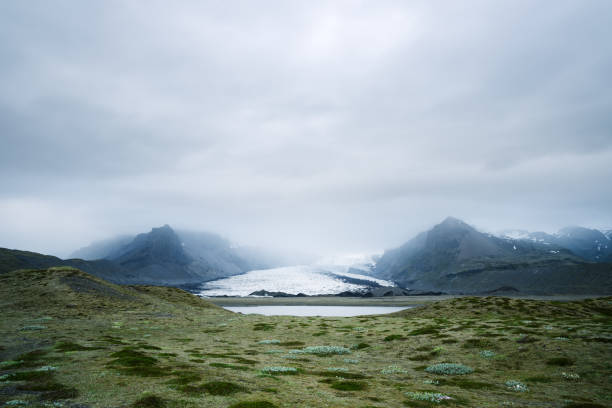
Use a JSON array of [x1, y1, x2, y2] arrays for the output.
[[0, 267, 610, 407]]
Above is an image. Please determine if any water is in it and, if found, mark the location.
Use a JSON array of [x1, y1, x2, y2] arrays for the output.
[[222, 305, 413, 316]]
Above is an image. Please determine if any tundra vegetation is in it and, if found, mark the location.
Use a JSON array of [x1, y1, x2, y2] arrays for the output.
[[0, 267, 611, 407]]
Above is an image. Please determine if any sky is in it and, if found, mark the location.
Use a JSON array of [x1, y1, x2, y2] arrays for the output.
[[1, 0, 611, 257]]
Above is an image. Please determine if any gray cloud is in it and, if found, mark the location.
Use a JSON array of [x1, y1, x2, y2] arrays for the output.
[[1, 0, 611, 257]]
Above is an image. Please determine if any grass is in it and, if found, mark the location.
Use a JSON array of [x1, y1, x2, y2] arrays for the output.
[[384, 334, 404, 341], [228, 402, 277, 408], [55, 341, 102, 352], [546, 357, 575, 366], [200, 381, 247, 395], [353, 342, 371, 349], [107, 348, 168, 377], [209, 362, 250, 371], [131, 395, 166, 407], [315, 370, 367, 379], [409, 326, 440, 336], [330, 380, 367, 391], [1, 267, 611, 408]]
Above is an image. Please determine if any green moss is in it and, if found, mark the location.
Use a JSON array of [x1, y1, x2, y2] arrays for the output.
[[109, 348, 158, 366], [353, 343, 371, 349], [524, 376, 554, 383], [408, 354, 432, 361], [137, 344, 162, 350], [14, 349, 49, 367], [166, 371, 202, 385], [546, 357, 574, 366], [17, 380, 78, 400], [461, 338, 494, 349], [409, 326, 440, 336], [209, 362, 249, 371], [180, 381, 247, 396], [228, 401, 278, 408], [233, 357, 258, 365], [384, 334, 404, 341], [101, 335, 126, 345], [55, 341, 102, 352], [330, 381, 367, 391], [279, 341, 305, 347], [314, 371, 367, 379], [5, 370, 54, 381], [107, 348, 168, 377], [442, 378, 491, 389], [131, 395, 166, 408], [253, 323, 276, 331]]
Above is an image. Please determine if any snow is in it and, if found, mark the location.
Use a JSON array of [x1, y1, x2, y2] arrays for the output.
[[197, 255, 394, 297], [499, 230, 530, 240]]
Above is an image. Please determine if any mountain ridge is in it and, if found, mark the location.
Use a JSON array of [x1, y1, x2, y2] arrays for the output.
[[374, 217, 612, 294]]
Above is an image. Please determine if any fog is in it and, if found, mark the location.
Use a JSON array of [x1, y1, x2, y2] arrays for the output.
[[1, 1, 611, 257]]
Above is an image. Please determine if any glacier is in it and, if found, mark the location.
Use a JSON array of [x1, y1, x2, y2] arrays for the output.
[[197, 255, 393, 297]]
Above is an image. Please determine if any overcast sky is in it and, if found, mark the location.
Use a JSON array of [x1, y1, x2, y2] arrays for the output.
[[1, 0, 611, 257]]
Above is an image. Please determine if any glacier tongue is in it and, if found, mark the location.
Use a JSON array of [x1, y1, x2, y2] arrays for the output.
[[197, 261, 394, 297]]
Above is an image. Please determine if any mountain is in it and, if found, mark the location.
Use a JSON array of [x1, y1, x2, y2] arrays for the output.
[[374, 217, 612, 294], [500, 226, 612, 262], [555, 226, 612, 262], [103, 225, 203, 285], [74, 226, 307, 276], [1, 225, 279, 286]]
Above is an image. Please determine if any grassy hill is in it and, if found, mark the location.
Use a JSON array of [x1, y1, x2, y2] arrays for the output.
[[1, 267, 611, 407]]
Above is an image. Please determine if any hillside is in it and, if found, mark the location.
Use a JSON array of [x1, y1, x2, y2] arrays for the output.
[[374, 217, 612, 294], [1, 267, 611, 408]]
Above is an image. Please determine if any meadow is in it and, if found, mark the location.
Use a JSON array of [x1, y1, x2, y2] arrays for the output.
[[0, 267, 610, 408]]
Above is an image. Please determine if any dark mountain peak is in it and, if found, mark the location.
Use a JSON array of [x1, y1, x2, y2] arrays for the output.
[[434, 217, 474, 233], [111, 224, 190, 266], [150, 224, 174, 235], [429, 217, 476, 243]]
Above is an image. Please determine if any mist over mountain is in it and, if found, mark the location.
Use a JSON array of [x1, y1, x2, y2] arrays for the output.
[[70, 235, 135, 260], [374, 217, 612, 294]]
